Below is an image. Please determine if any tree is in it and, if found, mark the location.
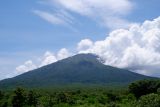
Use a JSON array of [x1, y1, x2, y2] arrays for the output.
[[0, 90, 4, 100], [98, 96, 108, 105], [107, 91, 119, 102], [56, 92, 67, 103], [0, 90, 8, 107], [0, 101, 8, 107], [26, 90, 38, 107], [128, 80, 160, 98], [12, 87, 26, 107], [137, 93, 160, 107], [40, 94, 55, 107]]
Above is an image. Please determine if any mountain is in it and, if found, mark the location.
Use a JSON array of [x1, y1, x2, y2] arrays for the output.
[[0, 54, 154, 89]]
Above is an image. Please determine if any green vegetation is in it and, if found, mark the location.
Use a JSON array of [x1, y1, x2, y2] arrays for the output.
[[128, 79, 160, 98], [137, 93, 160, 107], [0, 79, 160, 107], [0, 55, 158, 106], [12, 88, 26, 107]]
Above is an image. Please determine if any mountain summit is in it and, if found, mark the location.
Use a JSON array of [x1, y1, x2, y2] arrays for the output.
[[0, 54, 153, 88]]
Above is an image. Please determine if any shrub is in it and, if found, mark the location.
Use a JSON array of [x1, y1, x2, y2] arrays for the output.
[[11, 87, 26, 107], [128, 80, 160, 98], [137, 93, 160, 107], [26, 90, 38, 107], [0, 90, 4, 100]]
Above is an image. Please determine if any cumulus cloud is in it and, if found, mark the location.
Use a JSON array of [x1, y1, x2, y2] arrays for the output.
[[16, 48, 71, 74], [77, 17, 160, 76], [57, 48, 71, 60], [40, 51, 57, 67], [77, 39, 93, 52], [35, 0, 134, 29], [16, 60, 37, 74], [16, 17, 160, 77]]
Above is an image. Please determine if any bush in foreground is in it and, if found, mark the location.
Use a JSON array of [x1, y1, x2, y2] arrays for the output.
[[137, 93, 160, 107], [128, 79, 160, 98]]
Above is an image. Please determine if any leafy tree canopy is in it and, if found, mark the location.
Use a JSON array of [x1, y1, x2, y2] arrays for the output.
[[128, 79, 160, 98]]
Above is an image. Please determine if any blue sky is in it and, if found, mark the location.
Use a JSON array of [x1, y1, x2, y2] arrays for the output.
[[0, 0, 160, 80]]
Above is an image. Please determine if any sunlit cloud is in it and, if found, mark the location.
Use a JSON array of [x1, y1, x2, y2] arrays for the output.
[[16, 17, 160, 77]]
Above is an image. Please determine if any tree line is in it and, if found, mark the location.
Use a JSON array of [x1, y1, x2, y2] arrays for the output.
[[0, 79, 160, 107]]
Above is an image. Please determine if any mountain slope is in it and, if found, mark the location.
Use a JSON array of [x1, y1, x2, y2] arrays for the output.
[[0, 54, 154, 88]]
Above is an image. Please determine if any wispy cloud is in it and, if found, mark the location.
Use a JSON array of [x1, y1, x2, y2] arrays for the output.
[[48, 0, 134, 29], [33, 10, 68, 25], [52, 0, 133, 15], [34, 0, 135, 29], [33, 10, 78, 31]]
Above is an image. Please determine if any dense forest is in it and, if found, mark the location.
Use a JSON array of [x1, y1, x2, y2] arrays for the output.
[[0, 79, 160, 107]]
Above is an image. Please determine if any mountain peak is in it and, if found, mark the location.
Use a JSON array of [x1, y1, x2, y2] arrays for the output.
[[58, 53, 100, 64], [0, 53, 154, 89]]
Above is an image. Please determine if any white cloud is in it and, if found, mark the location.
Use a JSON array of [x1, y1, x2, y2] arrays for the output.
[[77, 39, 93, 53], [77, 17, 160, 76], [40, 51, 57, 67], [36, 0, 134, 29], [57, 48, 70, 60], [33, 10, 70, 25], [52, 0, 134, 29], [33, 10, 78, 31], [16, 60, 37, 74], [52, 0, 133, 15], [15, 48, 71, 74], [102, 17, 133, 30], [15, 17, 160, 77], [40, 48, 71, 66]]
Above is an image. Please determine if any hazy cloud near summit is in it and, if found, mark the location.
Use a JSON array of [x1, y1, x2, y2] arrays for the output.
[[16, 17, 160, 77]]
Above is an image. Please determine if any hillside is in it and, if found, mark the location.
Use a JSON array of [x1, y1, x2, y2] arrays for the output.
[[0, 54, 154, 88]]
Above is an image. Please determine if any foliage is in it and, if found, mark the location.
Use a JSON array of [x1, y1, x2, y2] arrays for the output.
[[12, 87, 26, 107], [136, 93, 160, 107], [0, 79, 160, 107], [0, 87, 130, 107], [128, 79, 160, 98], [0, 90, 3, 99], [26, 90, 38, 107]]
